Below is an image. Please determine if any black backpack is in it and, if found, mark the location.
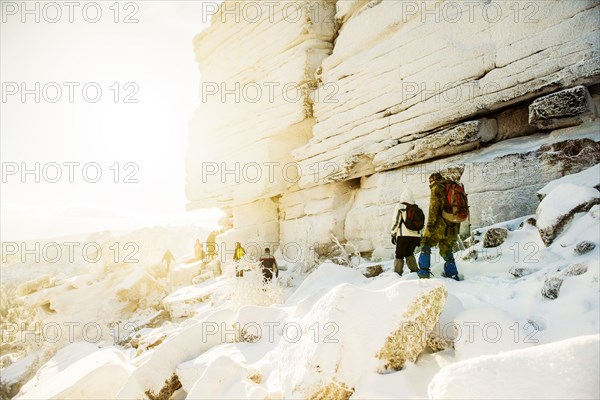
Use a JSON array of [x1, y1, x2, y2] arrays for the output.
[[398, 202, 425, 231]]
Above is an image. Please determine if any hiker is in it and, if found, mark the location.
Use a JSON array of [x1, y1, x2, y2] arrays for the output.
[[161, 250, 175, 271], [390, 189, 423, 276], [206, 230, 218, 260], [260, 248, 279, 282], [234, 242, 245, 277], [194, 239, 205, 261], [417, 172, 468, 281]]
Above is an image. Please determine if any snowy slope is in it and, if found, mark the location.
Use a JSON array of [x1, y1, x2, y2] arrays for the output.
[[2, 173, 599, 399]]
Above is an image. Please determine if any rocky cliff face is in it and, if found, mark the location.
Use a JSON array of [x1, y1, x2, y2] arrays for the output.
[[187, 0, 600, 261]]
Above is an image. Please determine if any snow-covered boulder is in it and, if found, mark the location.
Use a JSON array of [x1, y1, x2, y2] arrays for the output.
[[15, 275, 55, 297], [278, 280, 447, 398], [17, 343, 132, 400], [116, 308, 236, 399], [115, 268, 164, 305], [429, 334, 600, 399], [536, 183, 600, 246], [186, 356, 265, 399]]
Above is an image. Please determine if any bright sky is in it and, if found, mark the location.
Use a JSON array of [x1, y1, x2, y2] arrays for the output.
[[0, 1, 223, 240]]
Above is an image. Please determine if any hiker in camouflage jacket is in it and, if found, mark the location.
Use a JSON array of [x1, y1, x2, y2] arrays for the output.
[[418, 172, 461, 280]]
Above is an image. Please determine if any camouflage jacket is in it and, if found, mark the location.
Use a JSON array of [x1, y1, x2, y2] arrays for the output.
[[424, 181, 459, 239]]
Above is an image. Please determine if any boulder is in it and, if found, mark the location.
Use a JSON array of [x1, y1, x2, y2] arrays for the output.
[[529, 86, 595, 130], [542, 263, 588, 299], [509, 266, 542, 278], [574, 240, 596, 255], [278, 282, 447, 398], [482, 228, 508, 248], [363, 264, 383, 278]]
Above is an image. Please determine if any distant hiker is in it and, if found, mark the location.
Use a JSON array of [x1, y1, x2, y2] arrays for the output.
[[390, 189, 423, 276], [418, 172, 469, 281], [161, 250, 175, 270], [206, 230, 218, 260], [194, 239, 205, 261], [234, 242, 245, 277], [260, 248, 279, 282], [233, 242, 245, 262]]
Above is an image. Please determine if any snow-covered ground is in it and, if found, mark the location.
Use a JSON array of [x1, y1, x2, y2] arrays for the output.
[[1, 170, 599, 399]]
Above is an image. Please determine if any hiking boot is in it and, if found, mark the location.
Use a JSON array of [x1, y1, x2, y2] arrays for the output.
[[417, 268, 432, 279], [406, 255, 419, 273], [418, 246, 431, 269], [393, 259, 404, 276], [441, 272, 461, 281], [442, 254, 459, 277]]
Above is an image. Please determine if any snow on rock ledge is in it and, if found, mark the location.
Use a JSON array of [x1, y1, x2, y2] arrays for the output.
[[529, 85, 596, 130]]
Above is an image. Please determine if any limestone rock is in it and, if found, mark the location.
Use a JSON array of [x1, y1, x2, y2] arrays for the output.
[[374, 119, 498, 172], [574, 240, 596, 255], [186, 0, 338, 208], [363, 264, 383, 278], [529, 86, 595, 129], [483, 228, 509, 248], [376, 286, 448, 370], [542, 276, 563, 300], [538, 139, 600, 179], [563, 263, 588, 277], [495, 106, 538, 142], [295, 1, 600, 187]]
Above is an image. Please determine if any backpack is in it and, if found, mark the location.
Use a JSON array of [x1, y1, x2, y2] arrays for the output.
[[440, 181, 469, 223], [401, 202, 425, 231]]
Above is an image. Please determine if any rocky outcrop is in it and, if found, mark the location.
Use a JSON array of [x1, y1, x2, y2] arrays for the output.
[[186, 0, 600, 261], [294, 0, 600, 187], [186, 0, 338, 209]]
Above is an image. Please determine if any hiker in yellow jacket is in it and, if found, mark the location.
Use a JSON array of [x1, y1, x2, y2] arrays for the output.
[[234, 242, 245, 277]]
